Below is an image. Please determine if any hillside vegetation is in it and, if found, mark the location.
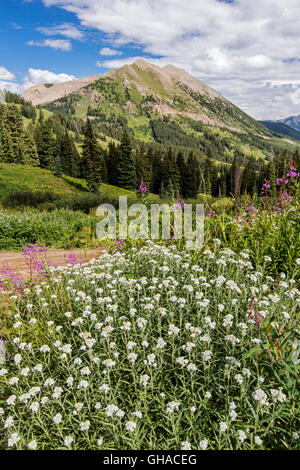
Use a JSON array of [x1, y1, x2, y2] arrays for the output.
[[35, 60, 300, 161]]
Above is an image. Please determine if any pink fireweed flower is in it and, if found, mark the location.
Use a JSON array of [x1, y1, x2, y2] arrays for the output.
[[175, 193, 185, 208], [260, 182, 271, 196], [138, 178, 147, 195]]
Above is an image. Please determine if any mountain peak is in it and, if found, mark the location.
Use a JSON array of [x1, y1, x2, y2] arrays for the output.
[[21, 59, 267, 139]]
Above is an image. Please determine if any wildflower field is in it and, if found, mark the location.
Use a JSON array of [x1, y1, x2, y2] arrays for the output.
[[0, 241, 299, 450], [0, 161, 299, 451]]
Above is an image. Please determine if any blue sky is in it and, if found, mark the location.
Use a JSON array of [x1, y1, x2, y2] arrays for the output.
[[1, 0, 300, 120], [0, 0, 141, 80]]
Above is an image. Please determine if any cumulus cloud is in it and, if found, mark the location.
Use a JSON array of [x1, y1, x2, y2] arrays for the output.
[[0, 67, 77, 94], [96, 56, 160, 69], [23, 68, 76, 87], [0, 66, 15, 81], [0, 67, 20, 93], [27, 39, 72, 51], [40, 0, 300, 119], [0, 81, 23, 94], [99, 47, 121, 56], [37, 23, 84, 40], [290, 88, 300, 105]]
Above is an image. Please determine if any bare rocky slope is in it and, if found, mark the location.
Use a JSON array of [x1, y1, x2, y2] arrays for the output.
[[21, 75, 100, 106]]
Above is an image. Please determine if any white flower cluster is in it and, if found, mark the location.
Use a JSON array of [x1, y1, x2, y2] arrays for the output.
[[0, 243, 297, 450]]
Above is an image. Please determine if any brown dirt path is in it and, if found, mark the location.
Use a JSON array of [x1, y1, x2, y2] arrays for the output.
[[0, 247, 107, 279]]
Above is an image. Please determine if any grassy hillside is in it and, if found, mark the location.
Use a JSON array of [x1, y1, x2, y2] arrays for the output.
[[0, 163, 147, 203]]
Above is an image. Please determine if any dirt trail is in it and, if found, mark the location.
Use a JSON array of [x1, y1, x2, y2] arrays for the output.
[[0, 248, 107, 279]]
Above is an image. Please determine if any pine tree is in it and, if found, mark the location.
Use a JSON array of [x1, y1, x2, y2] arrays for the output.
[[241, 157, 256, 195], [161, 147, 180, 196], [176, 151, 186, 196], [184, 151, 199, 198], [135, 143, 151, 190], [0, 105, 13, 162], [23, 124, 39, 166], [150, 151, 162, 194], [81, 119, 104, 191], [228, 155, 242, 198], [106, 142, 120, 186], [6, 104, 25, 163], [34, 121, 55, 169], [117, 131, 137, 190], [59, 131, 81, 178]]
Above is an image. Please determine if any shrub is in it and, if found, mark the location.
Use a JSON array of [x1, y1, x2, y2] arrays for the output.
[[4, 190, 62, 209]]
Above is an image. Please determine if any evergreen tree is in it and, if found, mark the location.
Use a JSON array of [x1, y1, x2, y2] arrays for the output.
[[184, 151, 199, 198], [0, 105, 13, 162], [81, 118, 104, 191], [227, 155, 242, 198], [176, 151, 186, 196], [161, 147, 180, 196], [117, 131, 137, 190], [241, 157, 256, 195], [106, 142, 120, 186], [6, 104, 25, 163], [150, 151, 162, 194], [23, 124, 39, 166], [135, 143, 151, 190], [59, 131, 81, 178], [34, 120, 56, 169]]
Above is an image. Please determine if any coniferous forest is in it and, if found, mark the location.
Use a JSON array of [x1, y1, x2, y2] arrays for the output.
[[1, 92, 299, 202]]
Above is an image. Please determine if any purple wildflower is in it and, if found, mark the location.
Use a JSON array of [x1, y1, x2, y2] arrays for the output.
[[138, 178, 147, 195]]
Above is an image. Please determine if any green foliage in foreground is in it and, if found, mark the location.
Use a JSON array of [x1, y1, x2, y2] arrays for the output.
[[0, 209, 99, 251], [0, 163, 144, 204], [0, 244, 299, 449], [205, 203, 300, 278], [0, 193, 299, 280]]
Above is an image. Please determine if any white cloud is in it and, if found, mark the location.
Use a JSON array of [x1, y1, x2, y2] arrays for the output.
[[99, 47, 121, 56], [244, 55, 274, 70], [290, 88, 300, 105], [3, 0, 300, 119], [262, 79, 300, 88], [18, 68, 76, 92], [40, 0, 300, 119], [24, 68, 76, 87], [27, 39, 72, 51], [0, 68, 77, 95], [37, 23, 84, 40], [0, 66, 15, 81], [97, 56, 159, 69], [0, 81, 23, 94]]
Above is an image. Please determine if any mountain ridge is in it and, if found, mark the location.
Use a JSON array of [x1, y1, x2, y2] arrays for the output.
[[21, 74, 100, 106], [278, 114, 300, 133], [259, 120, 300, 142], [20, 59, 299, 160]]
